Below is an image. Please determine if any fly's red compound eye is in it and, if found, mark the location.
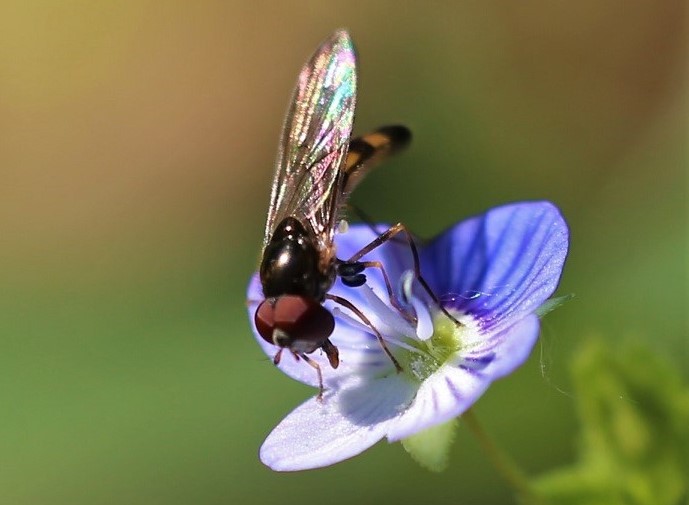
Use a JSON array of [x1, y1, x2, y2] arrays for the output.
[[254, 296, 335, 348], [254, 299, 277, 345]]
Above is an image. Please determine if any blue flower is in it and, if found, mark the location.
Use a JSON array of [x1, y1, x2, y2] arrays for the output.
[[247, 201, 569, 471]]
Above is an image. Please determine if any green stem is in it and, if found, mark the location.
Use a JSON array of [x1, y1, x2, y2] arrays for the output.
[[463, 409, 544, 505]]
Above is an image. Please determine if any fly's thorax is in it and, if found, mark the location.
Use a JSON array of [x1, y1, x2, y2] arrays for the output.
[[260, 216, 332, 299]]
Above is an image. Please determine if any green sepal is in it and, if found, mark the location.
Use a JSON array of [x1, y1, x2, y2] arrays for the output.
[[401, 418, 459, 472], [535, 294, 574, 318]]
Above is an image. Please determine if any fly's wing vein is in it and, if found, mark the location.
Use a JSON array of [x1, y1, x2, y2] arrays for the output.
[[263, 30, 357, 254]]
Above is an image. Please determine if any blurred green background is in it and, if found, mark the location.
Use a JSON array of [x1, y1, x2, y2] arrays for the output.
[[1, 1, 686, 504]]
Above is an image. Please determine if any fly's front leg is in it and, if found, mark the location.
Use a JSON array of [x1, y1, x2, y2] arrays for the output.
[[325, 293, 403, 373], [336, 259, 416, 325], [347, 223, 464, 328], [299, 353, 325, 402]]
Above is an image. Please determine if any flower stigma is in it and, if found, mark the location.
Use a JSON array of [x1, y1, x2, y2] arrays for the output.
[[381, 269, 478, 383], [397, 309, 481, 383]]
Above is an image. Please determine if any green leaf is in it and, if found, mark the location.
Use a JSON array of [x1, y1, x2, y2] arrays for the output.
[[531, 339, 689, 505], [401, 418, 459, 472]]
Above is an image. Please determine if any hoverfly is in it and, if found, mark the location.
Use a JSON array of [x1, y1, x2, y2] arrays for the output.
[[253, 30, 454, 398]]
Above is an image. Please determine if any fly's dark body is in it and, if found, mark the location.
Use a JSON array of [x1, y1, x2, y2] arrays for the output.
[[253, 30, 413, 397], [260, 217, 335, 301]]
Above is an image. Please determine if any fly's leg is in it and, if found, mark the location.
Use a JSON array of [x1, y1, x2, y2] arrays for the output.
[[325, 293, 403, 373], [337, 259, 416, 325], [277, 350, 326, 402], [345, 203, 406, 246], [299, 353, 325, 402], [347, 222, 463, 328]]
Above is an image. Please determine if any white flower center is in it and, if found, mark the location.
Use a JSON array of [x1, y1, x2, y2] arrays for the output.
[[334, 274, 482, 384], [399, 310, 480, 383]]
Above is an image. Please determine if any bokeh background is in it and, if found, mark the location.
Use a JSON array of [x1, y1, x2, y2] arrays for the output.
[[1, 2, 686, 504]]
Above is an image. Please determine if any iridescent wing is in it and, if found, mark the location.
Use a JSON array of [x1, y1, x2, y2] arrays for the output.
[[263, 30, 357, 254]]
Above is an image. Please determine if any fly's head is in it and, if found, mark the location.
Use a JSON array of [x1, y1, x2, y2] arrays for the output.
[[254, 295, 336, 358]]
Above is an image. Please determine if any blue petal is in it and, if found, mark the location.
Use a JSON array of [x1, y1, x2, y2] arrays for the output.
[[421, 201, 568, 332], [386, 314, 541, 441]]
